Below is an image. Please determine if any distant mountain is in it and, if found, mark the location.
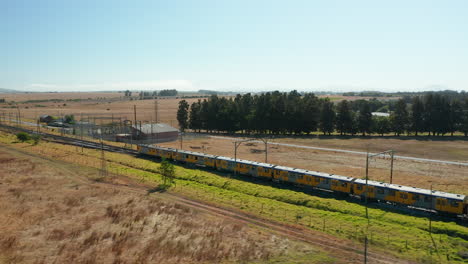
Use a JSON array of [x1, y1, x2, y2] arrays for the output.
[[0, 88, 22, 93]]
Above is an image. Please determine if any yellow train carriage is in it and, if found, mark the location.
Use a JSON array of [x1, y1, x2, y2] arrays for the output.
[[273, 166, 290, 182], [136, 145, 467, 216], [329, 175, 354, 194], [257, 166, 273, 178], [203, 156, 216, 168]]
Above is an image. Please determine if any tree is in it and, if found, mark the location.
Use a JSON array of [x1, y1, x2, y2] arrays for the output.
[[31, 134, 41, 145], [16, 132, 30, 142], [357, 101, 373, 136], [460, 98, 468, 137], [177, 100, 189, 132], [410, 96, 424, 136], [336, 100, 353, 135], [319, 100, 335, 135], [159, 89, 178, 96], [372, 116, 390, 136], [159, 159, 175, 186], [390, 99, 408, 136], [448, 100, 463, 136], [64, 114, 75, 124], [189, 100, 202, 132]]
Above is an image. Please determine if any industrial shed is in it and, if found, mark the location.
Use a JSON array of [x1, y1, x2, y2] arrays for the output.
[[131, 123, 179, 143]]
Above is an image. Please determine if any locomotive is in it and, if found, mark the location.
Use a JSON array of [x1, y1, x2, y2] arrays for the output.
[[137, 144, 467, 216]]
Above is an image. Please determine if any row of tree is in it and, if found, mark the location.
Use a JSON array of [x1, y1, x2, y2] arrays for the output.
[[177, 91, 468, 136], [123, 89, 178, 99]]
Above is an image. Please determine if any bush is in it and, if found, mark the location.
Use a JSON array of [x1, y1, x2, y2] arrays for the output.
[[16, 132, 31, 142], [31, 135, 41, 145]]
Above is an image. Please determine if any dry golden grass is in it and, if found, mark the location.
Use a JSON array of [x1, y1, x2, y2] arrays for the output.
[[1, 92, 205, 127], [0, 92, 122, 101], [0, 146, 312, 264]]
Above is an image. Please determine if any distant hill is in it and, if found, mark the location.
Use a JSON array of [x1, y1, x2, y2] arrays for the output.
[[0, 88, 22, 93]]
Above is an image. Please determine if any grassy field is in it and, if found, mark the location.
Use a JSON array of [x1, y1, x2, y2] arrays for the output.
[[0, 140, 334, 264], [1, 131, 467, 263]]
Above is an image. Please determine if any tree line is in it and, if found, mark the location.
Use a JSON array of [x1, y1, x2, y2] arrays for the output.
[[122, 89, 178, 99], [177, 91, 468, 137]]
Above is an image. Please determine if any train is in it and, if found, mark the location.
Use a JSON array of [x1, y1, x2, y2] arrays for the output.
[[137, 144, 468, 217]]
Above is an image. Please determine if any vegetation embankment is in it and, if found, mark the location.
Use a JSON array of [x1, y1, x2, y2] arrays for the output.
[[1, 131, 467, 263]]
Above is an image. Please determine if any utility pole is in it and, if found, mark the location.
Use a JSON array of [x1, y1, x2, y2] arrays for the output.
[[233, 138, 256, 177], [364, 236, 368, 264], [258, 137, 271, 163], [155, 97, 158, 145], [80, 112, 84, 152], [390, 150, 395, 184], [365, 151, 369, 218], [363, 149, 394, 264], [16, 105, 20, 127], [100, 133, 107, 178], [133, 105, 137, 138], [179, 132, 184, 149]]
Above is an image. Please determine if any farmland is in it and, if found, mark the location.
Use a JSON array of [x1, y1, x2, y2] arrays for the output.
[[1, 92, 467, 194], [1, 92, 468, 263], [0, 130, 467, 263]]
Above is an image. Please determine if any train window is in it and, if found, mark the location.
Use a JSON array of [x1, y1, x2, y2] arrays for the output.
[[377, 188, 384, 194], [341, 182, 347, 187], [356, 185, 363, 190], [388, 190, 395, 196], [195, 156, 198, 160], [424, 196, 431, 203], [451, 201, 459, 207], [264, 168, 268, 172], [298, 175, 303, 179], [399, 193, 408, 199], [315, 177, 320, 182], [324, 179, 329, 184], [412, 194, 419, 201]]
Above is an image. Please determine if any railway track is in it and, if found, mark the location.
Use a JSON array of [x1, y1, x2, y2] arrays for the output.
[[0, 123, 138, 155]]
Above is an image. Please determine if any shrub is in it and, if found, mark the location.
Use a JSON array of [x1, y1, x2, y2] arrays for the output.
[[31, 135, 41, 145], [16, 132, 30, 142]]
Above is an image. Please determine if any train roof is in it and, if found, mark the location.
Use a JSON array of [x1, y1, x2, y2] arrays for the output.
[[303, 170, 355, 182], [216, 156, 236, 162], [354, 179, 465, 201], [235, 159, 276, 168]]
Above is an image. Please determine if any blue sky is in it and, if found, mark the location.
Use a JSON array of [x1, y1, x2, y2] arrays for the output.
[[1, 0, 467, 92]]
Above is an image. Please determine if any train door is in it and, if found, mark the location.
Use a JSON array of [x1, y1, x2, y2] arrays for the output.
[[435, 197, 448, 212]]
